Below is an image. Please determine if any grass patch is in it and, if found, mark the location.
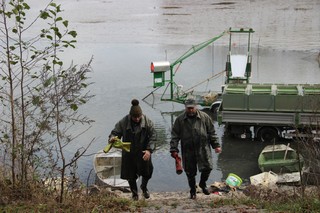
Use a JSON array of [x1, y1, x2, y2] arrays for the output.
[[206, 185, 320, 212], [1, 176, 320, 212]]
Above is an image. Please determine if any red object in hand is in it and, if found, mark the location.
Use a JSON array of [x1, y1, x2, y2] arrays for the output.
[[171, 152, 183, 174], [175, 155, 183, 175], [171, 151, 178, 158], [215, 147, 222, 153]]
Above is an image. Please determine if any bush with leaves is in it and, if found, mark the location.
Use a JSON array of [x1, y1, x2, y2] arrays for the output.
[[0, 0, 94, 203]]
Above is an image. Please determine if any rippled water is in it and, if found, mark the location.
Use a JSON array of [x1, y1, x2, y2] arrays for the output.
[[51, 0, 320, 52], [42, 0, 320, 192]]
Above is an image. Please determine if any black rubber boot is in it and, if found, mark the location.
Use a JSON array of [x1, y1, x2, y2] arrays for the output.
[[199, 171, 211, 195], [140, 177, 150, 199], [129, 180, 138, 200], [188, 176, 197, 199]]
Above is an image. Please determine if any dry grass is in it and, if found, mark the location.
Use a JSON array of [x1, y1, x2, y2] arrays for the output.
[[0, 181, 144, 212], [1, 180, 320, 212]]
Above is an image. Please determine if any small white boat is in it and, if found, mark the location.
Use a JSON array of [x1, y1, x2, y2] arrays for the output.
[[93, 148, 129, 190]]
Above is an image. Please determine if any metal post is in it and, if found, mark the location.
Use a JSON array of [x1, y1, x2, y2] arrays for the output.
[[170, 66, 174, 100], [113, 154, 116, 186]]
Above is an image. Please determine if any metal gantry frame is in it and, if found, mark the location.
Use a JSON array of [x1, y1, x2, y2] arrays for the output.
[[225, 28, 255, 84]]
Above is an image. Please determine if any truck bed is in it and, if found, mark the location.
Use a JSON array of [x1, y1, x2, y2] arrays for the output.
[[218, 110, 320, 126]]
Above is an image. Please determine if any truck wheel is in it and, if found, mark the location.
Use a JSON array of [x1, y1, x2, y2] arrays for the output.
[[210, 101, 221, 114], [258, 127, 279, 142], [210, 103, 220, 114]]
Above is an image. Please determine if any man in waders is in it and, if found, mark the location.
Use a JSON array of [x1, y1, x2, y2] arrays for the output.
[[170, 98, 221, 199]]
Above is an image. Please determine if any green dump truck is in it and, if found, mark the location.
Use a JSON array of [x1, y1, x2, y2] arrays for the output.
[[216, 84, 320, 142], [145, 28, 320, 142]]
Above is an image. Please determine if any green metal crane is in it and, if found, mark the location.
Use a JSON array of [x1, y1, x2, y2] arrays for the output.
[[145, 27, 254, 107]]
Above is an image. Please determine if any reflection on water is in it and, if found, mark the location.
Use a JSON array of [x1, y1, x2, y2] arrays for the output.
[[218, 136, 263, 181]]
